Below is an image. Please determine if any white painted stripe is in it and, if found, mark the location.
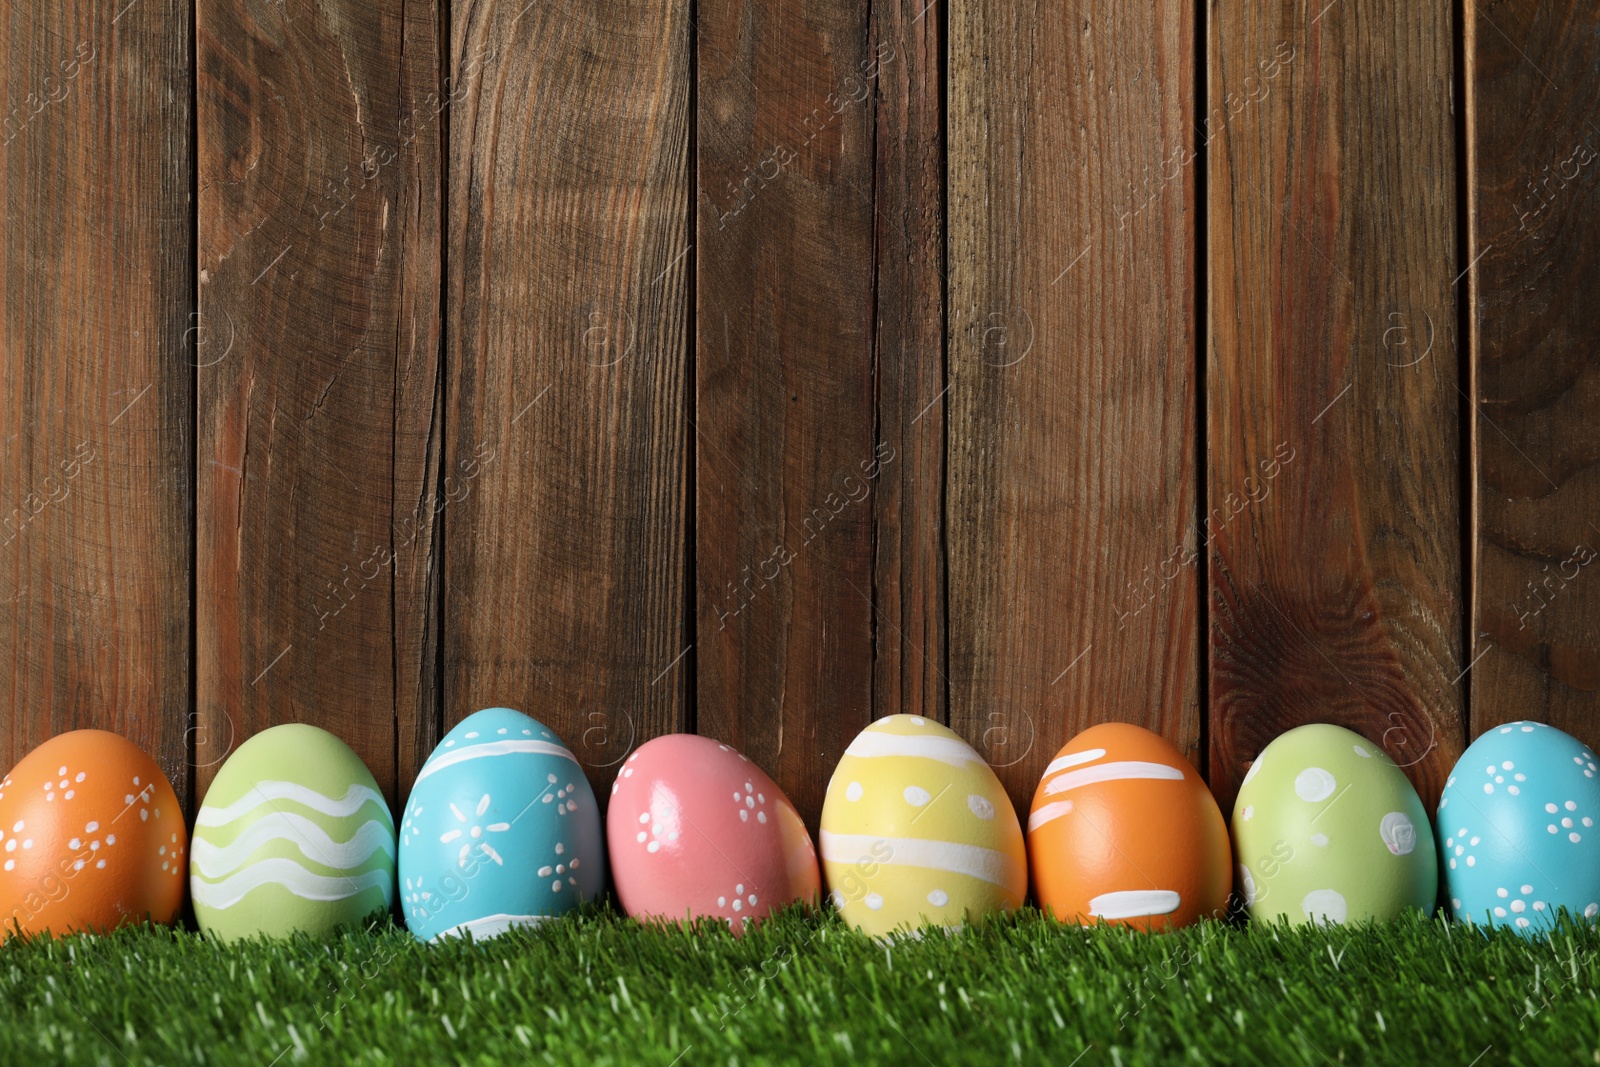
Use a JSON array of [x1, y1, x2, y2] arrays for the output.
[[190, 814, 396, 879], [1026, 799, 1076, 833], [197, 783, 389, 827], [415, 739, 578, 784], [819, 830, 1020, 890], [1042, 760, 1185, 796], [190, 858, 393, 910], [429, 914, 552, 942], [842, 731, 984, 768], [1088, 889, 1181, 920], [1042, 748, 1107, 777]]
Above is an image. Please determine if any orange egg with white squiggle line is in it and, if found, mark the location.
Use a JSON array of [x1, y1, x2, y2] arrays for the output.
[[1027, 723, 1230, 930]]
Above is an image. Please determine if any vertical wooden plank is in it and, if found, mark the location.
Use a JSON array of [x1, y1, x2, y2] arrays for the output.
[[196, 0, 442, 802], [1207, 1, 1463, 808], [1470, 1, 1600, 744], [947, 2, 1200, 813], [871, 0, 946, 728], [445, 0, 690, 806], [697, 0, 878, 828], [0, 5, 191, 791]]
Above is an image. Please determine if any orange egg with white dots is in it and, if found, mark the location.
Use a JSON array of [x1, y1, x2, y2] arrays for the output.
[[1027, 723, 1231, 930], [0, 731, 186, 939]]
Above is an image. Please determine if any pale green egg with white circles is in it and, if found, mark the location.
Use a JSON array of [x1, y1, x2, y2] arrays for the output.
[[191, 724, 396, 941], [1231, 723, 1437, 925]]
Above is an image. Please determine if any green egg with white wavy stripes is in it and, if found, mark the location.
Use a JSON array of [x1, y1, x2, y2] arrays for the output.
[[1231, 723, 1436, 926], [191, 724, 396, 941]]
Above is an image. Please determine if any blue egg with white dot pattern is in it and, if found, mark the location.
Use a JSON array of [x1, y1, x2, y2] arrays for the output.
[[1438, 720, 1600, 935], [399, 708, 604, 942]]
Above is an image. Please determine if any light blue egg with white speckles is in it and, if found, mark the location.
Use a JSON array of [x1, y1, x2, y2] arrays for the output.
[[1438, 720, 1600, 935], [398, 708, 604, 942]]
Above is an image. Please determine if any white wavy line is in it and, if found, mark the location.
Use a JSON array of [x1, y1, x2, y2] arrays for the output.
[[197, 782, 389, 827], [415, 740, 578, 784], [819, 830, 1021, 890], [190, 858, 393, 910], [1042, 760, 1185, 796], [842, 731, 984, 768], [1027, 799, 1076, 833], [1089, 889, 1180, 919], [429, 914, 552, 942], [1042, 748, 1106, 777], [190, 814, 395, 879]]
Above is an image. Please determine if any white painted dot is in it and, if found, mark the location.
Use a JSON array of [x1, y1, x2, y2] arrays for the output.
[[732, 899, 743, 912], [1379, 812, 1417, 856], [1502, 761, 1515, 770], [1242, 805, 1255, 821], [86, 822, 98, 833], [864, 894, 884, 911], [1484, 783, 1495, 794], [717, 896, 727, 907], [1309, 833, 1328, 847], [904, 786, 931, 807], [910, 717, 927, 726], [1588, 904, 1600, 919], [647, 841, 660, 853], [739, 810, 749, 822], [968, 795, 995, 820], [1569, 801, 1579, 811], [1352, 744, 1371, 758], [1511, 900, 1526, 913], [757, 811, 767, 824], [1509, 786, 1521, 795], [846, 781, 864, 802], [639, 812, 650, 823], [1514, 774, 1526, 782], [1494, 907, 1507, 918], [1564, 818, 1574, 828], [1295, 768, 1336, 802], [1301, 889, 1347, 925], [1449, 858, 1457, 869], [1497, 888, 1509, 898], [552, 880, 562, 892], [2, 861, 10, 872], [1535, 901, 1547, 911], [1467, 856, 1476, 866], [1573, 833, 1583, 843], [1546, 803, 1559, 813], [636, 831, 647, 843], [95, 860, 104, 869], [1550, 824, 1560, 834], [1516, 917, 1531, 929], [538, 866, 553, 877]]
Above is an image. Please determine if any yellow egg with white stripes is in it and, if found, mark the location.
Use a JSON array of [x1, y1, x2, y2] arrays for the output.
[[820, 715, 1026, 936]]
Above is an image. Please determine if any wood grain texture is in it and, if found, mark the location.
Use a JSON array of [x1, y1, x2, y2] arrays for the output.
[[0, 4, 192, 793], [947, 2, 1200, 814], [1470, 0, 1600, 743], [870, 0, 946, 730], [1207, 0, 1463, 809], [444, 0, 690, 807], [196, 0, 442, 803], [696, 0, 879, 827]]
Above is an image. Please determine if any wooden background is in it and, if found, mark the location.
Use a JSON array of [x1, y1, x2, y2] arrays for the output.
[[1, 0, 1594, 830]]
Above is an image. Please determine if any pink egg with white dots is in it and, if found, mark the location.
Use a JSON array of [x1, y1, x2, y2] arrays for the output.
[[606, 735, 819, 932]]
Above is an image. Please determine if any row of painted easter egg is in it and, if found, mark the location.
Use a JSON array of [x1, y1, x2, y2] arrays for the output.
[[0, 710, 1595, 942]]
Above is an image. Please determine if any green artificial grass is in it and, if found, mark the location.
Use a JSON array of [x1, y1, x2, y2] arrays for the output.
[[4, 907, 1599, 1066]]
